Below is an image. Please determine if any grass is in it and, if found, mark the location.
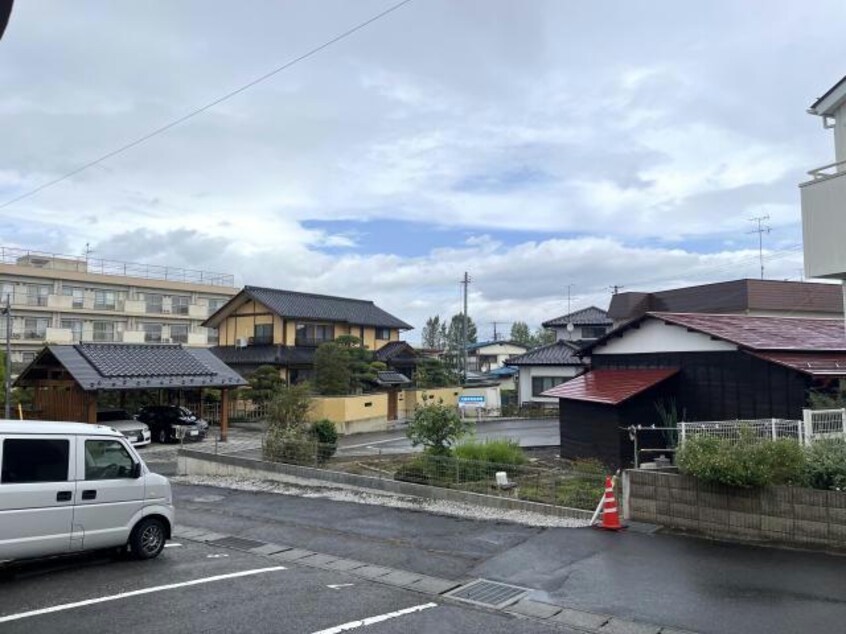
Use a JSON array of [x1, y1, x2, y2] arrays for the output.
[[453, 438, 527, 465]]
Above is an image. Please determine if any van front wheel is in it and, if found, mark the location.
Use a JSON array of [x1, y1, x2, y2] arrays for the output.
[[129, 518, 166, 560]]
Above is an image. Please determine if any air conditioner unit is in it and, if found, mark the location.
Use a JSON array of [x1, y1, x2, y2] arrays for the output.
[[236, 337, 249, 348]]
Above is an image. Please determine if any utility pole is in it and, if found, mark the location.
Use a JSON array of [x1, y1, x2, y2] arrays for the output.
[[748, 215, 771, 280], [609, 285, 625, 295], [3, 294, 10, 419], [461, 272, 470, 384]]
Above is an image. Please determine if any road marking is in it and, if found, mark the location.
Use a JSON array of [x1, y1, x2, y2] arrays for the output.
[[0, 566, 286, 624], [207, 553, 230, 559], [340, 437, 406, 450], [310, 603, 437, 634], [326, 583, 355, 589], [164, 542, 182, 548]]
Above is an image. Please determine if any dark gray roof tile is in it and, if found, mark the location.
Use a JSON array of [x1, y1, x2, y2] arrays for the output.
[[506, 341, 585, 366]]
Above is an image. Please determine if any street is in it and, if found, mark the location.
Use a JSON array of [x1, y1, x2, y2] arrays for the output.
[[3, 482, 845, 633]]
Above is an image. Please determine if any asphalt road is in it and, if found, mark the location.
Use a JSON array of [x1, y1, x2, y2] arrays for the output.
[[172, 483, 846, 634], [0, 540, 569, 634], [337, 417, 560, 455]]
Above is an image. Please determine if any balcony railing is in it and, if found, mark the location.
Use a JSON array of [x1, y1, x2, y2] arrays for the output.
[[294, 337, 333, 347], [805, 159, 846, 182], [0, 245, 235, 287]]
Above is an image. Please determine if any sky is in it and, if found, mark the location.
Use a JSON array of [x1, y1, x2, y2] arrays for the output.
[[0, 1, 843, 343]]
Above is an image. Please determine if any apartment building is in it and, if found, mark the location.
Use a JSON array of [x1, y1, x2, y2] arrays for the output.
[[0, 247, 237, 370]]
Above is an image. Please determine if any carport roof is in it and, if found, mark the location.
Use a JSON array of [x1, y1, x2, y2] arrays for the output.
[[542, 368, 678, 405], [15, 344, 246, 392]]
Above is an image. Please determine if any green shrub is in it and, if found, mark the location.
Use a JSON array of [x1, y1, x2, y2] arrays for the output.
[[262, 431, 316, 465], [677, 431, 805, 488], [394, 456, 437, 485], [803, 438, 846, 491], [309, 419, 339, 462], [406, 400, 473, 456], [454, 439, 526, 465]]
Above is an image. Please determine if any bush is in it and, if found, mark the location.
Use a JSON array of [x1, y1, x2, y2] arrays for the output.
[[454, 439, 526, 465], [263, 432, 316, 465], [803, 438, 846, 491], [406, 400, 473, 456], [677, 431, 805, 488], [309, 419, 339, 462]]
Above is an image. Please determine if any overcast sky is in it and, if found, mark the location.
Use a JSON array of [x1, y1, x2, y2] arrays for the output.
[[1, 1, 843, 342]]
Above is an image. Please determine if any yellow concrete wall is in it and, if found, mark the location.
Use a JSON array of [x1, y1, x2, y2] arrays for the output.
[[308, 393, 389, 434], [402, 387, 462, 417]]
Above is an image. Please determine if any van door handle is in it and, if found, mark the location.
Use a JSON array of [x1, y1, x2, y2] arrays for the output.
[[56, 491, 72, 502], [81, 490, 97, 500]]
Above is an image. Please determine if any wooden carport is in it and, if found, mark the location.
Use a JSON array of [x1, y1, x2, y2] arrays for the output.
[[14, 343, 247, 441]]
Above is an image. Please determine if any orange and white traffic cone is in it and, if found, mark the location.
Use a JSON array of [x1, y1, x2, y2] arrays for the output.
[[594, 475, 624, 531]]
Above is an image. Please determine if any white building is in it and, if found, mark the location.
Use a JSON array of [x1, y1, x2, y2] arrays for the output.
[[466, 340, 528, 373], [801, 75, 846, 287], [0, 247, 237, 371]]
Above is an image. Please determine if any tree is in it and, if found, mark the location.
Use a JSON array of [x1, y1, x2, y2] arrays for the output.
[[314, 342, 352, 396], [421, 316, 440, 349], [405, 400, 474, 455], [414, 357, 457, 388], [246, 365, 284, 405], [263, 382, 315, 462], [510, 322, 533, 348], [532, 327, 556, 347]]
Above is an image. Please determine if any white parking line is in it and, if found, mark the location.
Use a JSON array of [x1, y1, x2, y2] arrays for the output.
[[0, 566, 286, 624], [310, 603, 437, 634], [164, 542, 182, 548]]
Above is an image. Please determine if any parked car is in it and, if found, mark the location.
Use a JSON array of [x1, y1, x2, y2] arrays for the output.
[[96, 409, 151, 447], [136, 405, 209, 444], [0, 420, 174, 564]]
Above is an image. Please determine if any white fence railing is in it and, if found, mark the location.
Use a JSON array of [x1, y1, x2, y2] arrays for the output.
[[679, 410, 846, 447]]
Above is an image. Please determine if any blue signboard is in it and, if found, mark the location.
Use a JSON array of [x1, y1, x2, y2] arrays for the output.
[[458, 395, 486, 407]]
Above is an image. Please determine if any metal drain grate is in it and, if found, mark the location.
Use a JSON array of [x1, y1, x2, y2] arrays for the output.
[[446, 579, 529, 608], [209, 536, 267, 550]]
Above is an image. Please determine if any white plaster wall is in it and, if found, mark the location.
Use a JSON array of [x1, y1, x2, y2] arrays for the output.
[[517, 365, 581, 405], [594, 318, 736, 355]]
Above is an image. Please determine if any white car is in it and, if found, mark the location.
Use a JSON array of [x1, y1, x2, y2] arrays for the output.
[[96, 409, 152, 447], [0, 420, 174, 564]]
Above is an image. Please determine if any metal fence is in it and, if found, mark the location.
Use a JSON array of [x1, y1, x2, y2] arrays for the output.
[[679, 410, 846, 447], [258, 437, 605, 510], [189, 401, 271, 426]]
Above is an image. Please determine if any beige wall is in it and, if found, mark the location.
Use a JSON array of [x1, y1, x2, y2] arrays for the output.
[[309, 393, 389, 434], [402, 387, 462, 417]]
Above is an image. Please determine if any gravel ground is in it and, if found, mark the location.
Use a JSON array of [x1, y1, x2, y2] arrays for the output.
[[174, 474, 590, 528]]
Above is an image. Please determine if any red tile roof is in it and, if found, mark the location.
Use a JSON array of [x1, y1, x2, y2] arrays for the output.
[[542, 368, 678, 405], [749, 351, 846, 376], [650, 312, 846, 351]]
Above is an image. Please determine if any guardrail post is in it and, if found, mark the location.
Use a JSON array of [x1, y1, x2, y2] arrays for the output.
[[771, 418, 778, 441], [802, 409, 812, 446]]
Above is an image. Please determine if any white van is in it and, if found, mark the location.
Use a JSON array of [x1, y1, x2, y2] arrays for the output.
[[0, 420, 174, 564]]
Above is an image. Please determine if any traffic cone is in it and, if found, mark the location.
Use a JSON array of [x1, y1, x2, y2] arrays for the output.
[[595, 475, 624, 531]]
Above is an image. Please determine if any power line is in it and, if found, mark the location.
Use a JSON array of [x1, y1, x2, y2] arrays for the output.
[[747, 215, 772, 280], [0, 0, 417, 210]]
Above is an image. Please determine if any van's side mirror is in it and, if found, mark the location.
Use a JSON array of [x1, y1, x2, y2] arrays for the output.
[[131, 462, 143, 479]]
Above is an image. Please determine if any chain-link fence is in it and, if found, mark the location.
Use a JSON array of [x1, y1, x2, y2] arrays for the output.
[[255, 437, 605, 510], [802, 408, 846, 444]]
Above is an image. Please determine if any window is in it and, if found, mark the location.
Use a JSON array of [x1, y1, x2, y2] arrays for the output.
[[84, 440, 134, 480], [206, 328, 219, 345], [171, 295, 190, 315], [375, 327, 391, 340], [23, 317, 48, 340], [295, 323, 334, 346], [93, 321, 115, 342], [170, 324, 189, 344], [208, 298, 227, 312], [532, 376, 566, 397], [1, 439, 70, 483], [26, 284, 50, 306], [62, 286, 84, 309], [581, 326, 608, 340], [145, 293, 163, 314], [1, 282, 15, 303], [253, 323, 273, 345], [94, 290, 116, 310], [143, 323, 163, 343], [61, 319, 83, 342]]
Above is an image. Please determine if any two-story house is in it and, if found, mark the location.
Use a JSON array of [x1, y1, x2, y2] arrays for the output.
[[205, 285, 413, 384]]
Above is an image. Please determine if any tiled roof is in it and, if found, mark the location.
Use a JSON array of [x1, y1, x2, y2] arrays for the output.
[[506, 341, 584, 366], [374, 341, 417, 362], [374, 370, 411, 386], [466, 340, 527, 352], [542, 369, 678, 405], [651, 312, 846, 351], [543, 306, 611, 328], [749, 352, 846, 376], [207, 286, 412, 330], [16, 344, 246, 392]]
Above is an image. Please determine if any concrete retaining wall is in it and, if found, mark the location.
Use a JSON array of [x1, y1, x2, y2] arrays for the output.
[[625, 470, 846, 549], [179, 449, 592, 521]]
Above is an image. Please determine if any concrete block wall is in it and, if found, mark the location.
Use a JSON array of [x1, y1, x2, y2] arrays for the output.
[[625, 470, 846, 549]]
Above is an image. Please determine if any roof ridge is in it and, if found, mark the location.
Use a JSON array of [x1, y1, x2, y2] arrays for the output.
[[245, 285, 376, 305]]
